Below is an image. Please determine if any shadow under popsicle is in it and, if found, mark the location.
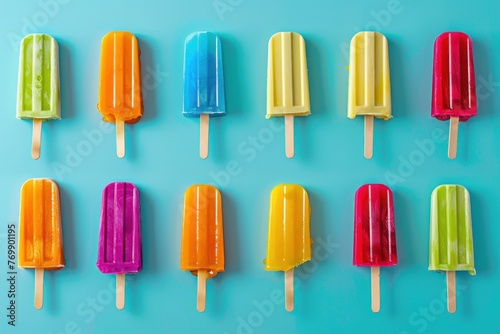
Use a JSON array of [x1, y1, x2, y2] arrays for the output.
[[43, 39, 74, 162], [212, 190, 239, 313], [136, 36, 160, 123], [469, 190, 490, 273], [297, 35, 328, 160], [209, 35, 242, 162], [473, 38, 496, 117], [294, 188, 327, 315], [127, 185, 156, 313]]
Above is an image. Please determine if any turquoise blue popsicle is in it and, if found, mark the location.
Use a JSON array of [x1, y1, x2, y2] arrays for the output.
[[183, 31, 226, 159]]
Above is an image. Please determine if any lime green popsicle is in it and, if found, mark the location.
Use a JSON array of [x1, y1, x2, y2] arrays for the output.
[[429, 184, 475, 313], [16, 34, 60, 159]]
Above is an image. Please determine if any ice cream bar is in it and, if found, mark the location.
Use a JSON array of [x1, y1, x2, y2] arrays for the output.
[[353, 184, 397, 267], [266, 32, 310, 158], [183, 32, 226, 159], [264, 184, 312, 312], [181, 185, 224, 312], [429, 185, 475, 313], [17, 34, 61, 159], [353, 184, 397, 313], [97, 182, 142, 309], [18, 178, 64, 309], [347, 32, 391, 159], [97, 32, 143, 158], [431, 32, 477, 159]]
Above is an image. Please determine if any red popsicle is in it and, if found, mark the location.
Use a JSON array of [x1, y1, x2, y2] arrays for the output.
[[353, 184, 397, 313], [431, 32, 477, 159]]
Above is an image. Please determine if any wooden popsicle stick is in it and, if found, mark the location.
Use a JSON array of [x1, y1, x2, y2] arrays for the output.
[[34, 268, 44, 309], [285, 115, 294, 158], [446, 271, 456, 313], [200, 114, 209, 159], [448, 116, 459, 159], [364, 115, 374, 159], [116, 274, 125, 310], [371, 266, 380, 313], [285, 268, 294, 312], [32, 119, 42, 160], [116, 120, 125, 158], [197, 269, 208, 312]]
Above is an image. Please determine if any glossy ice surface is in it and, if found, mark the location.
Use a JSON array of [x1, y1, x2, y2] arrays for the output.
[[97, 32, 143, 124], [183, 32, 226, 117], [264, 184, 312, 271], [347, 32, 391, 120], [17, 34, 60, 120], [181, 185, 225, 278], [429, 185, 475, 274], [266, 32, 310, 118], [97, 182, 142, 274], [18, 179, 64, 270], [431, 32, 477, 122], [353, 184, 397, 266]]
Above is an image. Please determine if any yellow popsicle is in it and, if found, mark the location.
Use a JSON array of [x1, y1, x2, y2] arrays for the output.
[[264, 184, 312, 312], [347, 32, 391, 159], [266, 32, 310, 158]]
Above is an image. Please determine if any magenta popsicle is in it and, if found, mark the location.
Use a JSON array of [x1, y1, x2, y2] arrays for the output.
[[353, 184, 397, 313], [97, 182, 141, 309], [431, 32, 477, 159]]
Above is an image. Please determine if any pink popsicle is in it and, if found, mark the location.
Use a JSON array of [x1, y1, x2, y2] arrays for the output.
[[97, 182, 141, 309], [431, 32, 477, 159], [353, 184, 397, 313]]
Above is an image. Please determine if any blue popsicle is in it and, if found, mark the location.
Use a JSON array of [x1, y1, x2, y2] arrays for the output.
[[183, 32, 226, 159], [183, 31, 226, 117]]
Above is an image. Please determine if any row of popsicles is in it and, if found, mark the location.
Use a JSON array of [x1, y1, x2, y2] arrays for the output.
[[18, 179, 475, 313], [17, 30, 477, 160]]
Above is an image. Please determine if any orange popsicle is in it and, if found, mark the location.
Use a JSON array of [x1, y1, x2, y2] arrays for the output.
[[18, 178, 64, 309], [180, 185, 224, 312], [97, 31, 143, 158]]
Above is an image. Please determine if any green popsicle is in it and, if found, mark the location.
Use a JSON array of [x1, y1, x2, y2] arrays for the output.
[[16, 34, 60, 159], [429, 184, 475, 313]]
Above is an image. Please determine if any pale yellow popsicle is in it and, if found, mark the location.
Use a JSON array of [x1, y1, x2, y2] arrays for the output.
[[347, 32, 391, 159], [266, 32, 310, 158]]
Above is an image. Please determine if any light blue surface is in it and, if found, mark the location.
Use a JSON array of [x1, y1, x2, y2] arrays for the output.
[[0, 0, 498, 333]]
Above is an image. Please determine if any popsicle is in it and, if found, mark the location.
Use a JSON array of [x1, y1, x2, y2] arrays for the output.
[[97, 32, 143, 158], [431, 32, 477, 159], [17, 34, 61, 160], [267, 32, 310, 158], [353, 184, 397, 313], [264, 184, 312, 312], [429, 184, 475, 313], [97, 182, 142, 310], [347, 32, 391, 159], [18, 178, 64, 309], [183, 32, 226, 159], [181, 185, 224, 312]]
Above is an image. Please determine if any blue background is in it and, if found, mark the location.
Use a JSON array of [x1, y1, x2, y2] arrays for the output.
[[0, 0, 497, 333]]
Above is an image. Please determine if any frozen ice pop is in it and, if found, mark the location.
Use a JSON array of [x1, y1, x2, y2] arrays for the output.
[[348, 32, 391, 159], [97, 32, 143, 158], [17, 34, 61, 160], [432, 32, 477, 159], [181, 185, 224, 312], [264, 184, 312, 312], [97, 182, 142, 310], [429, 184, 475, 313], [353, 184, 397, 313], [183, 32, 226, 159], [18, 178, 64, 309], [267, 32, 310, 158]]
